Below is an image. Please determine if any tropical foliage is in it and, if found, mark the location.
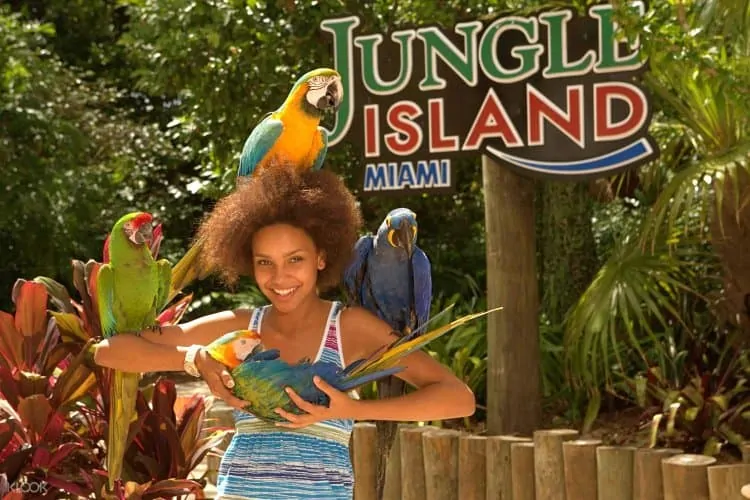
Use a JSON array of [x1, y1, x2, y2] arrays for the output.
[[561, 0, 750, 454], [0, 232, 230, 498], [1, 0, 749, 471]]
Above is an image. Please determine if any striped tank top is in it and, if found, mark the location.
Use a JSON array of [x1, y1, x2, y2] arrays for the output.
[[215, 301, 355, 499]]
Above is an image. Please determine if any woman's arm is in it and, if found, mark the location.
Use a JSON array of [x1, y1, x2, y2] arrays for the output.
[[340, 306, 476, 421], [92, 308, 252, 410], [93, 308, 251, 372]]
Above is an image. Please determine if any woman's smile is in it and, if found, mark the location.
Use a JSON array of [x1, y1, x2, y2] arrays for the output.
[[271, 286, 300, 299]]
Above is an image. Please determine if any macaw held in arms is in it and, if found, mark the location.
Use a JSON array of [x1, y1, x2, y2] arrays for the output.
[[95, 212, 172, 491], [236, 67, 343, 184], [342, 207, 432, 499], [203, 305, 499, 423]]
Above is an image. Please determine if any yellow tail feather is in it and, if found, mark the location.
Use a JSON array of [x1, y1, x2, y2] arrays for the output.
[[107, 370, 140, 490], [348, 306, 503, 377], [168, 236, 213, 302]]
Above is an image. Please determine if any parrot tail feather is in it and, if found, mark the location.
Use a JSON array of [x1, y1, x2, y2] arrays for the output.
[[168, 235, 213, 302], [347, 307, 503, 378], [342, 303, 459, 377], [107, 370, 140, 491], [402, 302, 456, 341], [337, 366, 403, 392]]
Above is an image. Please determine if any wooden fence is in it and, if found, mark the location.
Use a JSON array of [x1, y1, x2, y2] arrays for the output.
[[350, 422, 750, 500]]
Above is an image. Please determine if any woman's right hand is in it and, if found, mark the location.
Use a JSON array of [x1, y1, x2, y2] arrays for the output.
[[194, 348, 249, 410]]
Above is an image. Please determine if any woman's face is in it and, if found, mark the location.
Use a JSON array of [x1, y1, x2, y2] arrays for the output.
[[251, 223, 325, 313]]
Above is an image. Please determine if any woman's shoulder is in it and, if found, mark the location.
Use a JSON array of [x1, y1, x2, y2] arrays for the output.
[[338, 303, 377, 327], [338, 304, 395, 345]]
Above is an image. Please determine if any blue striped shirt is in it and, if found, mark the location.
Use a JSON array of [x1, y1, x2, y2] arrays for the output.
[[215, 301, 354, 499]]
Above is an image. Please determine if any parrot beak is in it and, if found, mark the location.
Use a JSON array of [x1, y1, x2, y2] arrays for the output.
[[320, 78, 343, 111], [132, 222, 154, 246], [396, 224, 415, 257]]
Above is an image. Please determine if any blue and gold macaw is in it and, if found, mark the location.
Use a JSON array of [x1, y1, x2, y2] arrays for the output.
[[342, 207, 432, 499], [236, 67, 343, 184], [204, 308, 496, 423]]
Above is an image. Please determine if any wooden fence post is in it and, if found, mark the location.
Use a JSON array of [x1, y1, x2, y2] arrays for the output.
[[562, 439, 601, 500], [511, 442, 535, 500], [423, 429, 460, 500], [534, 429, 579, 500], [400, 425, 436, 500], [597, 446, 635, 500], [459, 435, 487, 500], [633, 448, 683, 500], [707, 464, 750, 500], [353, 422, 378, 500], [487, 435, 532, 500], [382, 424, 405, 500], [662, 454, 717, 500]]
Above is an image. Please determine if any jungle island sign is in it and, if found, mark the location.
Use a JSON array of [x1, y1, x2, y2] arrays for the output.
[[320, 2, 659, 195]]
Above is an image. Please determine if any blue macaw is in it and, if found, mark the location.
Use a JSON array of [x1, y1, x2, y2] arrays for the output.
[[344, 208, 432, 333], [342, 207, 432, 499]]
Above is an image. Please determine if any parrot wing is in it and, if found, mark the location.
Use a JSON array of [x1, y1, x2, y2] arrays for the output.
[[232, 356, 321, 419], [412, 248, 433, 329], [154, 258, 172, 314], [237, 116, 284, 179], [312, 127, 329, 170], [96, 264, 117, 338], [247, 348, 281, 362], [342, 235, 373, 307]]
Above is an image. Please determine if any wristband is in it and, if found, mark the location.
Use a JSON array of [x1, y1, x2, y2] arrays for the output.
[[183, 344, 203, 378]]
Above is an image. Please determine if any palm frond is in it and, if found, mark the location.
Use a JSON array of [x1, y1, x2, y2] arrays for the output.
[[641, 140, 750, 246], [564, 231, 706, 395]]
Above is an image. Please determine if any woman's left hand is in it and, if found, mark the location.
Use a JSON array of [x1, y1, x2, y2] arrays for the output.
[[275, 376, 359, 428]]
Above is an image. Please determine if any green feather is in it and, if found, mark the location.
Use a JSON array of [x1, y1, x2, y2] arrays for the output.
[[96, 264, 117, 338]]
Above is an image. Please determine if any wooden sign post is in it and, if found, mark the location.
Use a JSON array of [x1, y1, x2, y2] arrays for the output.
[[321, 1, 658, 435]]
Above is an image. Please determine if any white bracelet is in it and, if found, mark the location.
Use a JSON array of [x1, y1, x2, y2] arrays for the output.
[[183, 344, 203, 378]]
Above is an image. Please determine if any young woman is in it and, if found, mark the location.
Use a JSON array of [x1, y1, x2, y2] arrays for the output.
[[93, 164, 475, 499]]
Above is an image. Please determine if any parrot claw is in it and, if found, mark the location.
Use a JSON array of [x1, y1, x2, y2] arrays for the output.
[[144, 323, 163, 335]]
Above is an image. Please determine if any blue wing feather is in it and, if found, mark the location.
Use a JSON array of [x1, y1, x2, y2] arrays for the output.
[[312, 127, 329, 170], [342, 235, 373, 306], [237, 117, 284, 178], [412, 247, 432, 328]]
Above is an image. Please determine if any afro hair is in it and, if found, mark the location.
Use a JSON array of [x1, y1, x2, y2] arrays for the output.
[[195, 163, 363, 292]]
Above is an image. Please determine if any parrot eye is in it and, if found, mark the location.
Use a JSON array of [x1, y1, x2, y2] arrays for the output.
[[239, 339, 246, 345], [385, 217, 391, 228]]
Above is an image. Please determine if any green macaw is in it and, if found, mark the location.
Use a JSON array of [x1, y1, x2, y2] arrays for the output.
[[95, 211, 172, 491]]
